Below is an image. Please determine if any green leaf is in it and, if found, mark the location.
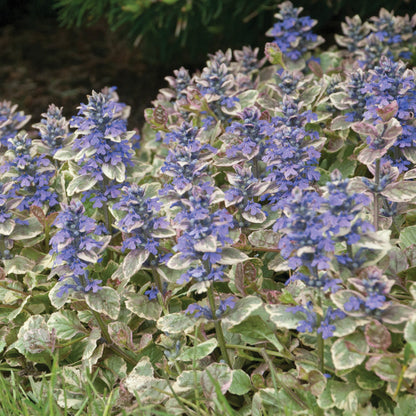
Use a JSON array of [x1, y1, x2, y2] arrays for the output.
[[14, 315, 51, 356], [381, 304, 414, 325], [194, 235, 217, 252], [400, 225, 416, 249], [248, 230, 280, 248], [166, 253, 193, 270], [125, 357, 169, 402], [331, 332, 369, 370], [157, 313, 196, 334], [178, 338, 218, 361], [218, 247, 249, 265], [229, 369, 252, 395], [151, 227, 176, 238], [366, 356, 401, 382], [382, 181, 416, 203], [265, 303, 304, 329], [264, 42, 285, 68], [404, 318, 416, 354], [82, 327, 101, 361], [125, 293, 162, 321], [201, 363, 233, 399], [0, 218, 15, 235], [85, 287, 120, 320], [9, 217, 43, 240], [53, 146, 75, 161], [67, 174, 97, 196], [49, 279, 71, 309], [223, 295, 263, 328], [395, 395, 416, 416], [330, 381, 372, 412], [237, 89, 259, 109], [228, 315, 284, 351], [47, 310, 85, 340], [355, 368, 385, 390], [2, 255, 35, 275], [122, 249, 149, 279]]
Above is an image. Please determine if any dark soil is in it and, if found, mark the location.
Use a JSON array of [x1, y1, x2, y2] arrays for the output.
[[0, 17, 178, 131]]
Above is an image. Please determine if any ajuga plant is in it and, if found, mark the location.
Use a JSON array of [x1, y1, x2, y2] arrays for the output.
[[3, 2, 416, 416]]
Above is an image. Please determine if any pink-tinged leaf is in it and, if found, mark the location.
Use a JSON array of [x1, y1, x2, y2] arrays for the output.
[[381, 181, 416, 203], [358, 146, 387, 165], [364, 320, 391, 350], [376, 101, 398, 122], [326, 135, 345, 152], [308, 370, 327, 396], [153, 105, 167, 125], [308, 60, 323, 78], [383, 118, 402, 139], [46, 212, 59, 227], [234, 263, 247, 296], [351, 122, 378, 138], [30, 206, 46, 225], [381, 304, 415, 325], [365, 355, 401, 382]]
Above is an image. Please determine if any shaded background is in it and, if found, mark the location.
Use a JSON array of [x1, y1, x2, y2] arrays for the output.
[[1, 0, 416, 131]]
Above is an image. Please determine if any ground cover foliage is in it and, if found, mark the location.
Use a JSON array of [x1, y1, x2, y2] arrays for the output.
[[1, 2, 416, 415]]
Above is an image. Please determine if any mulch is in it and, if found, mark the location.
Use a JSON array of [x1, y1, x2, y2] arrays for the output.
[[0, 17, 176, 131]]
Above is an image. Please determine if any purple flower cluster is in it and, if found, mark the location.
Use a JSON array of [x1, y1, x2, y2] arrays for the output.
[[164, 67, 192, 101], [185, 297, 235, 320], [287, 302, 346, 339], [161, 122, 216, 195], [225, 106, 272, 162], [233, 46, 265, 76], [224, 165, 269, 226], [344, 266, 393, 318], [194, 50, 239, 122], [174, 182, 234, 284], [32, 104, 69, 155], [336, 8, 416, 65], [275, 171, 373, 282], [276, 171, 375, 338], [113, 184, 169, 257], [50, 201, 107, 296], [0, 100, 31, 148], [341, 69, 369, 122], [266, 1, 323, 61], [274, 188, 332, 276], [335, 15, 371, 53], [1, 131, 58, 211], [323, 169, 374, 245], [362, 56, 416, 170], [262, 96, 321, 210], [69, 87, 135, 207], [0, 183, 27, 259]]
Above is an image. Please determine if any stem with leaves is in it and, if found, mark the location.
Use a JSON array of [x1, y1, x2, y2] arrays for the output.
[[91, 309, 137, 366], [373, 159, 381, 231], [206, 282, 232, 367], [316, 294, 324, 373]]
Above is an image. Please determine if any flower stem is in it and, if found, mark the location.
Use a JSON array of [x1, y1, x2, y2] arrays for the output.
[[316, 295, 324, 373], [373, 158, 381, 231], [206, 282, 232, 367]]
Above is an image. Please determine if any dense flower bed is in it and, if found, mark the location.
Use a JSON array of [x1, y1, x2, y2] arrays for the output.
[[1, 2, 416, 414]]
